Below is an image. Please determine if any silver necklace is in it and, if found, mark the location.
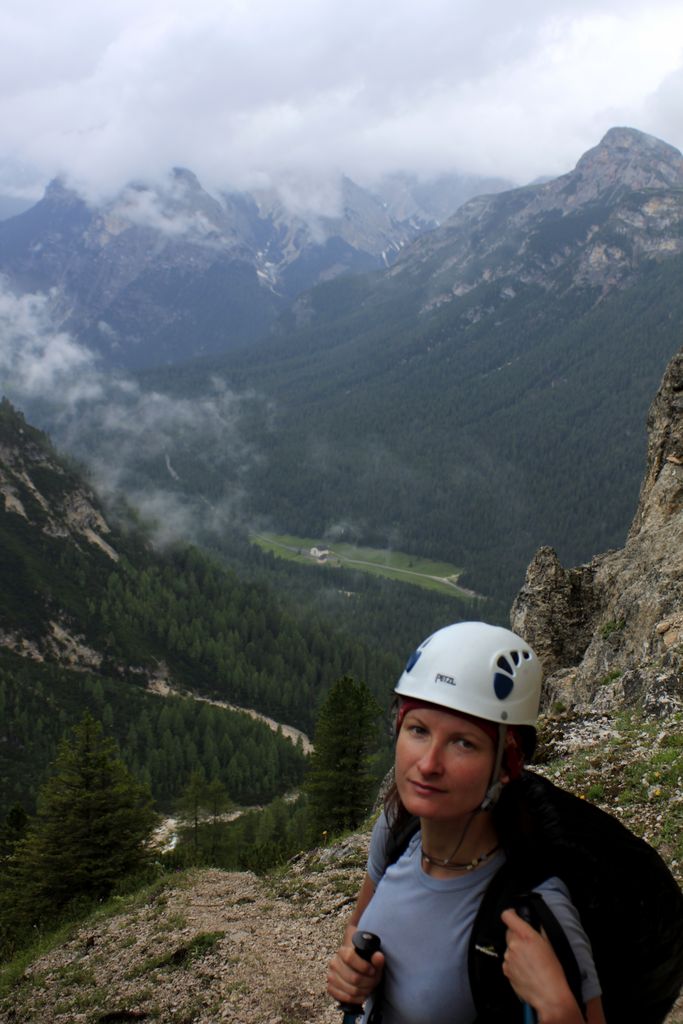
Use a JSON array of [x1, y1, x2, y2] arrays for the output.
[[421, 843, 500, 872]]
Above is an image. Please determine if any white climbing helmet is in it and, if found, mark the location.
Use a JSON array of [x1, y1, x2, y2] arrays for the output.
[[394, 621, 542, 726]]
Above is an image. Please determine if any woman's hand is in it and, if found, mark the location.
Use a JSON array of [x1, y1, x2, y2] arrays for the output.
[[501, 908, 585, 1024], [327, 937, 385, 1007]]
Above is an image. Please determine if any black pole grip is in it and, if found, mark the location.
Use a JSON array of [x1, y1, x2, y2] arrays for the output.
[[337, 930, 382, 1018], [352, 931, 381, 961]]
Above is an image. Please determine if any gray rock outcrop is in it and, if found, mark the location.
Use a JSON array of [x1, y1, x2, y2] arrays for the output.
[[511, 347, 683, 713]]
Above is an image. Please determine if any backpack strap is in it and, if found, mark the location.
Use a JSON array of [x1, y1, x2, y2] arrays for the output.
[[469, 864, 586, 1023], [509, 891, 586, 1021]]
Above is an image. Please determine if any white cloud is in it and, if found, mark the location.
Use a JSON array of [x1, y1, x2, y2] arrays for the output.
[[0, 280, 103, 402], [109, 183, 221, 240], [643, 66, 683, 145], [0, 276, 261, 542], [0, 0, 682, 200]]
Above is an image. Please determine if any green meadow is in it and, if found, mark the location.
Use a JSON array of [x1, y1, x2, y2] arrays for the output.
[[251, 532, 475, 599]]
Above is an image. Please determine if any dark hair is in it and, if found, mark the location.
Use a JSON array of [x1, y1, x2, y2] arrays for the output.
[[517, 725, 537, 761], [384, 777, 414, 841]]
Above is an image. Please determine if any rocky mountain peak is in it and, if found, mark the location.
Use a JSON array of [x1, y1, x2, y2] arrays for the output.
[[14, 177, 90, 233], [392, 126, 683, 320], [526, 126, 683, 217], [511, 348, 683, 714], [99, 167, 238, 241], [170, 166, 203, 189], [573, 126, 683, 194], [41, 176, 84, 204]]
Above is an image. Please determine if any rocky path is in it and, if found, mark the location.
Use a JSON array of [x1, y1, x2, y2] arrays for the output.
[[0, 839, 368, 1024]]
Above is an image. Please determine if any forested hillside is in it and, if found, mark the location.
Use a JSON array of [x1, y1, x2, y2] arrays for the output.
[[147, 243, 683, 602], [0, 651, 304, 816], [0, 399, 474, 821]]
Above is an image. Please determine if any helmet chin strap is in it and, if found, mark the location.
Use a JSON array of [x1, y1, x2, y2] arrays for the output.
[[479, 724, 507, 811]]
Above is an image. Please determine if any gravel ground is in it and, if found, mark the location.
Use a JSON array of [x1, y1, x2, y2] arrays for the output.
[[0, 849, 368, 1024]]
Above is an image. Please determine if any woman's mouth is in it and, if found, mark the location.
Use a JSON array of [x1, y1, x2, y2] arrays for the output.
[[409, 780, 446, 796]]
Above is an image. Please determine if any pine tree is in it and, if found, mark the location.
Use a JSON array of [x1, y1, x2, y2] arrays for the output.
[[204, 776, 230, 859], [0, 804, 28, 862], [205, 776, 230, 825], [305, 675, 381, 841], [5, 713, 155, 930], [178, 768, 206, 857]]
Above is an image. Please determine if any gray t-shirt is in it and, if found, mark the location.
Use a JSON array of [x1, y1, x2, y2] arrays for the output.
[[358, 812, 601, 1024]]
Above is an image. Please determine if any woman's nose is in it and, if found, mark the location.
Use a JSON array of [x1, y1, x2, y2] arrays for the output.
[[418, 742, 444, 775]]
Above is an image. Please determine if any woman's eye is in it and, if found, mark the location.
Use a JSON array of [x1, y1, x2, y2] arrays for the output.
[[408, 724, 427, 736]]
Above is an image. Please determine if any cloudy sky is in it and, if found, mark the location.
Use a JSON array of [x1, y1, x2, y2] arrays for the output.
[[1, 0, 683, 201]]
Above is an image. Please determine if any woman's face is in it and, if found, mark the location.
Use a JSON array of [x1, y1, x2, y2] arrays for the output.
[[395, 705, 499, 823]]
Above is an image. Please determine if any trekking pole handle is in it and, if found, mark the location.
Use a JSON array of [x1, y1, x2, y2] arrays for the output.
[[338, 930, 382, 1022]]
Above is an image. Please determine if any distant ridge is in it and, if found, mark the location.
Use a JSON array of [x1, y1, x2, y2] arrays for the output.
[[0, 168, 503, 369]]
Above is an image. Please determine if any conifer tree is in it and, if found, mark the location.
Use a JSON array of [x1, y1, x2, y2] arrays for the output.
[[0, 804, 27, 863], [179, 767, 206, 857], [5, 713, 155, 930], [305, 675, 381, 840], [205, 776, 230, 825], [204, 776, 230, 859]]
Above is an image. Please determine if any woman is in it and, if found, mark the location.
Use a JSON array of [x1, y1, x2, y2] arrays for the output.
[[327, 621, 606, 1024]]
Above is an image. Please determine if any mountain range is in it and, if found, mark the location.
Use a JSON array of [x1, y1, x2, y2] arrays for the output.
[[0, 168, 509, 368], [157, 127, 683, 599], [2, 126, 683, 604]]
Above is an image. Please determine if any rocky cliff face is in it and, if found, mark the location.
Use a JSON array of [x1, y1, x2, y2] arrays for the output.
[[0, 399, 117, 666], [511, 347, 683, 714], [0, 399, 118, 562]]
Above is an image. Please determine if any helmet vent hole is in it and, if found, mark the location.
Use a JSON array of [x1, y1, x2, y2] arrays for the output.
[[522, 651, 531, 660], [494, 672, 514, 700], [511, 651, 520, 666], [497, 655, 513, 674], [405, 649, 422, 673]]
